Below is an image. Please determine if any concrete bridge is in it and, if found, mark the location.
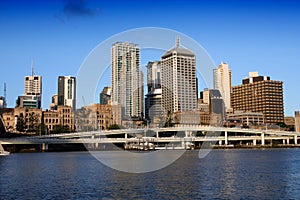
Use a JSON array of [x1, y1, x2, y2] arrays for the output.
[[1, 126, 299, 151]]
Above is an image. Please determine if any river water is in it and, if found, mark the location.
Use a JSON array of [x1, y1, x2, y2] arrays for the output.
[[1, 149, 300, 199]]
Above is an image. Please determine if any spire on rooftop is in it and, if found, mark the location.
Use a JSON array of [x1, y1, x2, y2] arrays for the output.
[[176, 37, 180, 48]]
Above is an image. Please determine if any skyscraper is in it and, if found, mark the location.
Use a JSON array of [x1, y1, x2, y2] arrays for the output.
[[213, 62, 232, 111], [231, 72, 284, 124], [18, 74, 42, 108], [111, 42, 143, 118], [58, 76, 76, 110], [161, 38, 197, 113], [145, 61, 162, 124], [0, 96, 6, 108], [100, 86, 112, 105]]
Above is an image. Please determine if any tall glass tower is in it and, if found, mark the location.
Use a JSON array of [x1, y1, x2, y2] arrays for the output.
[[111, 42, 143, 118]]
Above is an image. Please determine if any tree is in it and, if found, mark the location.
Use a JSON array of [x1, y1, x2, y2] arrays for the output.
[[16, 116, 25, 132], [36, 123, 47, 135], [52, 125, 71, 134], [164, 111, 174, 127], [27, 112, 39, 132], [108, 124, 125, 130], [276, 122, 287, 128]]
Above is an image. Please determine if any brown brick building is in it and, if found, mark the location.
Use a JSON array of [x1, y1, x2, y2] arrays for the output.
[[43, 106, 75, 132], [231, 72, 284, 125]]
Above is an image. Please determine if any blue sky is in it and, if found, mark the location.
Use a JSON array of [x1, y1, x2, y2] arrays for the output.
[[0, 0, 299, 116]]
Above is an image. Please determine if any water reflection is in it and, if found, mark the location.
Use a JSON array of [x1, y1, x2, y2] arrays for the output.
[[1, 149, 300, 199]]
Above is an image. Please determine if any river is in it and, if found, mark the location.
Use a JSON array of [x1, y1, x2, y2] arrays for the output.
[[1, 149, 300, 199]]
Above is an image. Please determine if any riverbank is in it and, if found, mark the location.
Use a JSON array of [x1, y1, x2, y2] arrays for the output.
[[2, 143, 300, 153]]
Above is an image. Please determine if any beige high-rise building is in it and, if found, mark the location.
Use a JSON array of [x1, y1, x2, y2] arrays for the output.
[[161, 39, 197, 113], [231, 72, 284, 125], [23, 75, 42, 108], [214, 62, 232, 111], [111, 42, 143, 118]]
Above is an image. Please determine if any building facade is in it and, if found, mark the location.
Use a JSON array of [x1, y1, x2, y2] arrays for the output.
[[100, 86, 112, 105], [213, 62, 232, 111], [231, 72, 284, 124], [22, 75, 42, 108], [1, 107, 42, 132], [58, 76, 76, 110], [111, 42, 143, 118], [295, 111, 300, 133], [75, 103, 122, 131], [43, 105, 75, 132], [145, 61, 162, 126], [227, 111, 264, 126], [161, 39, 197, 114], [0, 96, 6, 108]]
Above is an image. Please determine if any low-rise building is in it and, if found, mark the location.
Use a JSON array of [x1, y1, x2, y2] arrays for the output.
[[43, 105, 75, 133], [1, 107, 42, 133], [227, 110, 264, 127], [75, 103, 122, 131], [295, 111, 300, 133]]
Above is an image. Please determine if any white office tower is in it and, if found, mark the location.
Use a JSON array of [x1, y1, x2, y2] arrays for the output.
[[24, 75, 42, 108], [111, 42, 143, 118], [58, 76, 76, 110], [213, 62, 232, 111], [161, 38, 197, 113]]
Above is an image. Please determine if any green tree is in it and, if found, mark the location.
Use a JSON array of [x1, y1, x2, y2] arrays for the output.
[[52, 125, 71, 134], [36, 123, 47, 135], [108, 124, 125, 130], [276, 122, 287, 128], [16, 116, 25, 132], [27, 112, 39, 132]]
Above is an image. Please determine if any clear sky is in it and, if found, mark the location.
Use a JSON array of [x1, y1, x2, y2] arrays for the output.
[[0, 0, 299, 116]]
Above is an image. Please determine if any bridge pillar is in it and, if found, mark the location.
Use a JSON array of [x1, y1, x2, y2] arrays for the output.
[[261, 133, 265, 145], [294, 135, 298, 145], [287, 138, 290, 145], [42, 143, 48, 152], [218, 140, 222, 145], [225, 131, 228, 145], [185, 131, 192, 137], [283, 139, 285, 145], [95, 142, 99, 149], [253, 139, 257, 146], [125, 133, 128, 139], [156, 131, 159, 138]]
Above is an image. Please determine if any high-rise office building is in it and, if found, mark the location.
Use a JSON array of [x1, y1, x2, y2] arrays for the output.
[[231, 72, 284, 124], [23, 75, 42, 108], [100, 86, 112, 105], [111, 42, 143, 118], [145, 61, 162, 124], [58, 76, 76, 110], [161, 38, 197, 113], [213, 62, 232, 111], [24, 75, 42, 96], [146, 61, 161, 93], [0, 96, 6, 108]]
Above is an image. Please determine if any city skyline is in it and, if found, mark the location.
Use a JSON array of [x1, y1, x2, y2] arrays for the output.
[[0, 0, 299, 116]]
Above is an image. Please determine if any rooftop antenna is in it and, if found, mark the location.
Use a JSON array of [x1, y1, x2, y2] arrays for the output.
[[31, 59, 35, 76], [4, 82, 6, 99], [176, 37, 180, 48]]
